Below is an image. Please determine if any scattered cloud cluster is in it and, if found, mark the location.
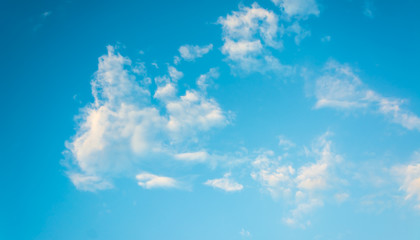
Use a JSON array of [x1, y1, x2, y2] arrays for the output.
[[251, 132, 345, 227], [62, 0, 420, 229], [314, 60, 420, 131]]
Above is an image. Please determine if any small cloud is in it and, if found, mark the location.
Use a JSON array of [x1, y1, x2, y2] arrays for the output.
[[168, 66, 183, 81], [136, 172, 178, 189], [178, 44, 213, 61], [173, 56, 181, 65], [42, 11, 52, 18], [205, 173, 243, 192], [33, 11, 52, 31], [286, 21, 311, 45], [278, 135, 296, 150], [68, 173, 113, 192], [334, 192, 349, 203], [363, 1, 374, 18], [196, 68, 219, 91], [321, 35, 331, 42], [240, 228, 251, 237], [151, 62, 159, 69], [174, 151, 208, 162], [271, 0, 320, 19]]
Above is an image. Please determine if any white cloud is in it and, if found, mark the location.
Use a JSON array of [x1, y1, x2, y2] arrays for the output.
[[175, 151, 209, 162], [251, 132, 344, 227], [286, 21, 311, 45], [272, 0, 320, 19], [178, 44, 213, 61], [136, 172, 178, 189], [154, 82, 177, 100], [196, 68, 219, 91], [284, 197, 322, 227], [392, 152, 420, 209], [251, 150, 295, 198], [313, 60, 420, 131], [69, 173, 113, 192], [168, 66, 184, 82], [205, 173, 244, 192], [64, 46, 229, 191], [278, 135, 295, 150], [165, 90, 229, 139], [219, 3, 293, 75], [334, 192, 350, 203]]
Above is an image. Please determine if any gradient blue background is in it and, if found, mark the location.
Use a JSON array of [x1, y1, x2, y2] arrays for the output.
[[1, 0, 420, 239]]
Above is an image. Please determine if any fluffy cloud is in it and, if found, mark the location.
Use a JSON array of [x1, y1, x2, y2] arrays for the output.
[[204, 173, 244, 192], [178, 44, 213, 61], [251, 132, 344, 227], [313, 60, 420, 131], [136, 172, 178, 189], [64, 46, 229, 191], [271, 0, 320, 18], [251, 150, 295, 198], [218, 3, 292, 75]]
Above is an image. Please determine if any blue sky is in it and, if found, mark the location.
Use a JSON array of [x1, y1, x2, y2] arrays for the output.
[[2, 0, 420, 239]]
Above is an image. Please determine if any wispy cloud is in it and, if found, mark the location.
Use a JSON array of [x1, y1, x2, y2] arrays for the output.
[[321, 35, 331, 42], [392, 152, 420, 209], [278, 135, 296, 150], [313, 60, 420, 131], [271, 0, 320, 19], [363, 1, 375, 18], [204, 173, 244, 192], [239, 228, 251, 237], [33, 11, 52, 32]]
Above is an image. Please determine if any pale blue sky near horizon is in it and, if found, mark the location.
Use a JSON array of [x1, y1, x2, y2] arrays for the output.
[[1, 0, 420, 239]]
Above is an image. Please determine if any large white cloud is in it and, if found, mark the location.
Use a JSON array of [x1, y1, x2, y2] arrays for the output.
[[64, 46, 229, 191], [313, 60, 420, 131]]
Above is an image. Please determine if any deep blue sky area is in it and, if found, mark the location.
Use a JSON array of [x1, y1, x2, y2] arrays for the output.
[[1, 0, 420, 239]]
